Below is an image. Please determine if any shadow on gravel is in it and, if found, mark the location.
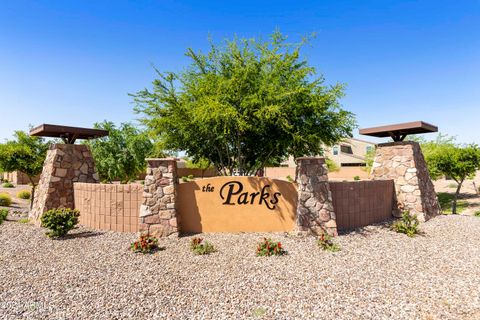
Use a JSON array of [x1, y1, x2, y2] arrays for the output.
[[57, 230, 105, 240], [338, 219, 394, 237]]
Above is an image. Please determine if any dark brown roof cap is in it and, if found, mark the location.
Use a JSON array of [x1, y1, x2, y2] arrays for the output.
[[30, 124, 108, 144], [359, 121, 437, 141]]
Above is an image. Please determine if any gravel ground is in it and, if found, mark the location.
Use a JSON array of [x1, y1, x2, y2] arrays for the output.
[[1, 215, 480, 320]]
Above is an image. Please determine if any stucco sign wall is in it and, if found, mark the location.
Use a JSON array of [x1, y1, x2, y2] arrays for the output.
[[177, 177, 298, 233]]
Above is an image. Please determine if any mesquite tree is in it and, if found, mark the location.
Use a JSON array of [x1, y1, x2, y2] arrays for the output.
[[85, 121, 154, 183], [0, 131, 50, 208], [427, 143, 480, 214], [133, 31, 356, 175]]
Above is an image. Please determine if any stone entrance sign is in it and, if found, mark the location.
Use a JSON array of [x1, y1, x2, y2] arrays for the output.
[[177, 176, 298, 233], [29, 124, 107, 225]]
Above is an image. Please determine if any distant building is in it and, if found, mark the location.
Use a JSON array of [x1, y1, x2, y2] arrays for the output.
[[279, 138, 376, 168], [324, 138, 376, 167]]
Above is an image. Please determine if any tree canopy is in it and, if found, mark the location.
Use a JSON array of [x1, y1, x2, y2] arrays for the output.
[[413, 134, 480, 214], [133, 31, 356, 176], [0, 131, 50, 208], [85, 121, 154, 183]]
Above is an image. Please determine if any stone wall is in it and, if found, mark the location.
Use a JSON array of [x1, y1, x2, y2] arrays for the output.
[[295, 157, 337, 236], [30, 144, 99, 225], [371, 141, 441, 222], [139, 158, 179, 237], [1, 171, 40, 185]]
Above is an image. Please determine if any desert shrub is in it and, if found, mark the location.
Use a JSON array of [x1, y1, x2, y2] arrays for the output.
[[2, 182, 14, 188], [326, 158, 340, 172], [317, 233, 340, 252], [131, 234, 159, 254], [391, 211, 420, 237], [0, 193, 12, 207], [190, 237, 216, 255], [437, 192, 469, 214], [16, 190, 31, 200], [40, 208, 80, 238], [256, 238, 287, 256], [0, 208, 8, 224], [18, 218, 30, 224], [353, 175, 361, 181]]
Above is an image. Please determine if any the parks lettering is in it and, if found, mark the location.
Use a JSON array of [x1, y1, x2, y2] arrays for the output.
[[218, 181, 281, 210]]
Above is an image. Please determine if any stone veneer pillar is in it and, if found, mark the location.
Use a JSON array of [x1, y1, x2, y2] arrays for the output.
[[139, 158, 179, 237], [30, 144, 99, 225], [295, 157, 337, 236], [371, 141, 441, 222]]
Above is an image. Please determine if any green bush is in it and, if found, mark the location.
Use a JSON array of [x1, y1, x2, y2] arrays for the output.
[[437, 192, 469, 214], [256, 238, 287, 256], [0, 193, 12, 207], [353, 175, 361, 181], [0, 208, 8, 224], [190, 237, 216, 255], [391, 211, 420, 237], [2, 182, 14, 188], [16, 190, 31, 200], [474, 211, 480, 217], [317, 233, 340, 252], [286, 175, 294, 183], [40, 208, 80, 238], [187, 174, 194, 180], [131, 234, 159, 254], [181, 176, 189, 182], [18, 218, 30, 224]]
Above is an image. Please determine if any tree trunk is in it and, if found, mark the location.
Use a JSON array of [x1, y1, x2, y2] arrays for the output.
[[28, 176, 36, 210], [452, 180, 463, 215]]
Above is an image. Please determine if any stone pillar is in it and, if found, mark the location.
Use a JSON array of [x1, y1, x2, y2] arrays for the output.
[[371, 141, 441, 222], [30, 144, 99, 225], [139, 158, 179, 237], [295, 157, 337, 236]]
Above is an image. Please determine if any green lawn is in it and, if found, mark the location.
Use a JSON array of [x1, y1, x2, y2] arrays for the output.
[[437, 192, 469, 214]]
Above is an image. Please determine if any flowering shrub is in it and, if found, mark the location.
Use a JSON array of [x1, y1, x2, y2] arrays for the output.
[[40, 208, 80, 238], [256, 238, 287, 256], [317, 233, 340, 252], [131, 234, 159, 254], [0, 208, 8, 224], [190, 237, 216, 255], [391, 210, 419, 237]]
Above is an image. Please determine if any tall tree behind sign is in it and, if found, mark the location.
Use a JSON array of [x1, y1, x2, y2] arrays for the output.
[[133, 31, 356, 176]]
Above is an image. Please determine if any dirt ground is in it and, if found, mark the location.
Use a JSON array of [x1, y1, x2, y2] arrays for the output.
[[0, 184, 32, 213], [433, 170, 480, 215]]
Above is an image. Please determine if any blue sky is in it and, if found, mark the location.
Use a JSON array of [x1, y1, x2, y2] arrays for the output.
[[0, 0, 479, 143]]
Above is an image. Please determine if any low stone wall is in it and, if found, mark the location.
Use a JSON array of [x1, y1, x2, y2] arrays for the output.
[[1, 171, 40, 185], [177, 168, 217, 178], [264, 166, 370, 181], [74, 183, 142, 232], [330, 180, 394, 231], [264, 167, 296, 180]]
